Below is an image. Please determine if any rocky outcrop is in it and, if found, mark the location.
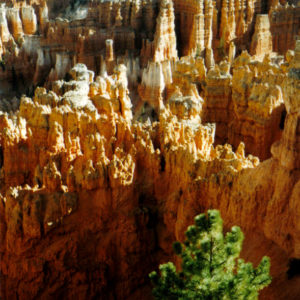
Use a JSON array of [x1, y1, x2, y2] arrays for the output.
[[138, 49, 286, 160], [0, 0, 297, 101], [250, 14, 273, 57], [1, 47, 300, 297], [270, 2, 300, 54], [228, 52, 286, 159], [1, 1, 300, 300], [202, 61, 232, 144], [0, 63, 259, 300], [140, 0, 177, 67], [21, 6, 37, 35], [153, 0, 177, 62]]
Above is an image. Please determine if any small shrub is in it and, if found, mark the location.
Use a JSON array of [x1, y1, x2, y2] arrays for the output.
[[150, 210, 271, 299]]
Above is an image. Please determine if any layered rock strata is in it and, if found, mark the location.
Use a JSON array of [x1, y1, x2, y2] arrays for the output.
[[0, 63, 257, 299], [1, 48, 300, 298], [270, 1, 300, 54], [0, 0, 298, 101], [0, 1, 300, 300]]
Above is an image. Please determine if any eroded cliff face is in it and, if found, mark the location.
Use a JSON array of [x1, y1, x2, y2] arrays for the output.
[[0, 62, 257, 299], [0, 0, 300, 300], [0, 0, 298, 99]]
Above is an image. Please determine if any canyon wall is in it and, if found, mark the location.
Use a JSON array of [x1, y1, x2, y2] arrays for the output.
[[0, 0, 298, 99], [0, 1, 300, 300], [270, 1, 300, 54], [0, 46, 300, 299]]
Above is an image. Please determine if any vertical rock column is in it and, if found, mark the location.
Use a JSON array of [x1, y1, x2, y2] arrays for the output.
[[246, 0, 255, 26], [130, 0, 142, 30], [228, 41, 236, 64], [220, 0, 228, 39], [250, 14, 273, 57], [105, 39, 115, 74], [101, 1, 112, 28], [204, 0, 215, 72], [212, 0, 218, 43], [114, 4, 123, 27], [0, 8, 11, 43], [20, 6, 37, 35], [235, 0, 246, 43], [138, 0, 177, 110], [105, 39, 114, 62], [193, 0, 205, 55], [204, 0, 214, 49], [234, 0, 241, 26], [6, 8, 23, 41], [39, 1, 49, 34], [226, 0, 236, 43], [153, 0, 178, 62]]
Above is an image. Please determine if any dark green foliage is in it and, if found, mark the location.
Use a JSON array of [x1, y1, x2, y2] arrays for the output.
[[149, 210, 271, 300]]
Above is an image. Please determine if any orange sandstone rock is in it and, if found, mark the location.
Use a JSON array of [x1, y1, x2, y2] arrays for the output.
[[250, 14, 273, 57], [0, 1, 300, 299]]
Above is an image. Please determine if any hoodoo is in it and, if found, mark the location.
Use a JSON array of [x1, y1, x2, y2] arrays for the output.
[[0, 0, 300, 299]]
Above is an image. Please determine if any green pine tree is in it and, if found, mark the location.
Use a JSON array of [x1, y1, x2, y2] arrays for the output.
[[149, 210, 271, 300]]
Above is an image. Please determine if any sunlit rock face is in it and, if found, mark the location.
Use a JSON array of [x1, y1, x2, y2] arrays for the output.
[[1, 1, 300, 300], [250, 14, 273, 58]]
